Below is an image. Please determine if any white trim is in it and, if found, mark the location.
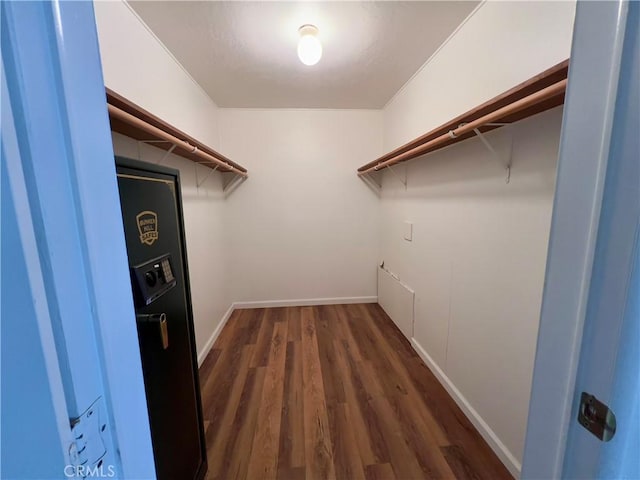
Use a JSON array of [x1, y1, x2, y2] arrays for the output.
[[219, 107, 383, 113], [233, 296, 378, 310], [196, 296, 378, 366], [522, 2, 629, 477], [1, 60, 73, 465], [197, 303, 235, 366], [382, 1, 486, 110], [411, 338, 521, 478]]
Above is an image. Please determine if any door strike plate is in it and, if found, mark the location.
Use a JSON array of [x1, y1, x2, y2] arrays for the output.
[[69, 397, 108, 474], [577, 392, 616, 442]]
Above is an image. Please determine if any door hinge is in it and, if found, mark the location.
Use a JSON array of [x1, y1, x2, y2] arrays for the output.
[[577, 392, 616, 442], [68, 397, 109, 478]]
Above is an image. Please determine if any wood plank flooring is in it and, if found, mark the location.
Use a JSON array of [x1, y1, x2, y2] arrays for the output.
[[199, 304, 513, 480]]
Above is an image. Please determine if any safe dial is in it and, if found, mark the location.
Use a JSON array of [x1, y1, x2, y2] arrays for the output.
[[145, 271, 158, 287]]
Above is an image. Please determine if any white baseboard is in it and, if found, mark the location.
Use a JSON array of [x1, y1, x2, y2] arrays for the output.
[[233, 296, 378, 309], [410, 338, 521, 478], [197, 303, 235, 367], [197, 297, 378, 366]]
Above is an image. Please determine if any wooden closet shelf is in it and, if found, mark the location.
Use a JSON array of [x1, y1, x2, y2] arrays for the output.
[[357, 59, 569, 176], [106, 88, 248, 177]]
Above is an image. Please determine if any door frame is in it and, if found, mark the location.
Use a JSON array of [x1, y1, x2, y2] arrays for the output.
[[2, 2, 156, 478], [521, 1, 631, 477], [2, 39, 74, 477]]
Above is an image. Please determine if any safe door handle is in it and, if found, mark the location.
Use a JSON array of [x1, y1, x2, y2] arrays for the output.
[[136, 313, 169, 350]]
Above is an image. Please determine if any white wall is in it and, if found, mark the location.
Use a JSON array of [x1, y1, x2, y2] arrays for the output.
[[93, 0, 220, 148], [380, 1, 575, 476], [219, 109, 382, 305], [94, 1, 230, 360]]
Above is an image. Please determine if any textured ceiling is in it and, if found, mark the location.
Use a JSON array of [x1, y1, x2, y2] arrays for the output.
[[129, 1, 479, 109]]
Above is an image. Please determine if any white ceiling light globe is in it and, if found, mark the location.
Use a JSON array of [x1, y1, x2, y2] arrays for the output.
[[297, 25, 322, 66]]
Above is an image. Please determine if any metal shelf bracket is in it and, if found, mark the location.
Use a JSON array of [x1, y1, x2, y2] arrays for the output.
[[222, 171, 246, 197], [359, 171, 382, 195], [135, 140, 246, 195], [358, 163, 406, 193], [158, 144, 177, 166], [466, 122, 513, 184], [137, 140, 176, 166], [386, 164, 407, 189], [196, 164, 218, 188]]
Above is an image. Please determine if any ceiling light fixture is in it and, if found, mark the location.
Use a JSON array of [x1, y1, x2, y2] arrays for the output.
[[297, 24, 322, 66]]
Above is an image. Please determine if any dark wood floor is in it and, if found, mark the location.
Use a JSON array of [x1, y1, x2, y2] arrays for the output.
[[199, 304, 512, 480]]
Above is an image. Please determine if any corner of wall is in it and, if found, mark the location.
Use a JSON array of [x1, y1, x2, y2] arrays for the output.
[[197, 302, 235, 366]]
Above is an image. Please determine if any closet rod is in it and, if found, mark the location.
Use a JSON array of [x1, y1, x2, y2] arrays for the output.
[[358, 78, 567, 176], [108, 104, 248, 178]]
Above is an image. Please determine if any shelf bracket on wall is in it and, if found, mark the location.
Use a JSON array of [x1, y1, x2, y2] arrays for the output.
[[456, 122, 513, 184], [222, 171, 246, 197], [359, 171, 382, 195], [385, 164, 407, 189], [136, 140, 176, 166], [157, 144, 177, 166], [195, 163, 218, 188]]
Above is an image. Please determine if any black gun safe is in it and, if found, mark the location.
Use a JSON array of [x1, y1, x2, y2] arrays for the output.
[[116, 157, 206, 480]]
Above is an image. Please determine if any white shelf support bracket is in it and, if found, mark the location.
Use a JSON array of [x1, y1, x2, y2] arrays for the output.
[[157, 144, 177, 166], [196, 164, 218, 189], [222, 171, 246, 197], [359, 171, 382, 195], [472, 125, 513, 184], [136, 140, 176, 166], [386, 164, 407, 189]]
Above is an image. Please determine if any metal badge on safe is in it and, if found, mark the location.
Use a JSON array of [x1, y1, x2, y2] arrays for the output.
[[137, 210, 159, 245]]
